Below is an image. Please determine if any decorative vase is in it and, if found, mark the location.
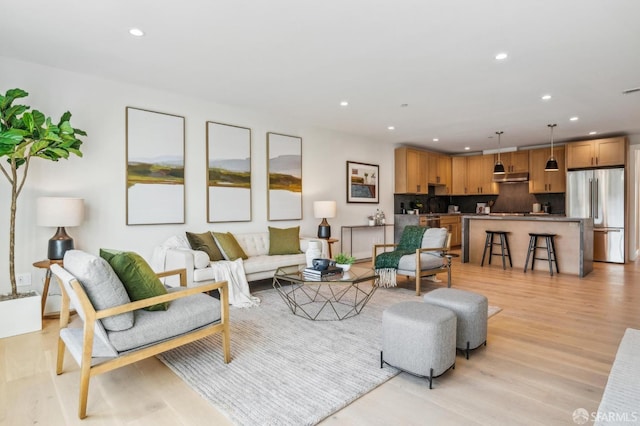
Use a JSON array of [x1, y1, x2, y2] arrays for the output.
[[336, 263, 352, 272], [306, 241, 323, 267]]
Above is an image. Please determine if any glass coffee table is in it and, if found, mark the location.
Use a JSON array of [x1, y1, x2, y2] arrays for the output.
[[272, 265, 379, 321]]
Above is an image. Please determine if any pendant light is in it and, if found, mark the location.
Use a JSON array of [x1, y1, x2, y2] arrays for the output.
[[493, 131, 505, 174], [545, 124, 559, 171]]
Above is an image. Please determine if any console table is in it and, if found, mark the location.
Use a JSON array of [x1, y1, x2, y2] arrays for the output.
[[340, 224, 393, 260]]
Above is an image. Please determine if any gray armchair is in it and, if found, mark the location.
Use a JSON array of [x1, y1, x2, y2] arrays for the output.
[[51, 252, 230, 419], [373, 226, 452, 296]]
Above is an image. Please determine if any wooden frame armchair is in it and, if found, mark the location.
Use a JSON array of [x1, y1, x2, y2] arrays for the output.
[[373, 230, 452, 296], [51, 263, 230, 419]]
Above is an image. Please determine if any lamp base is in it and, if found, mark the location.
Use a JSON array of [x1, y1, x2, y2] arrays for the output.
[[48, 227, 74, 260], [317, 225, 331, 239]]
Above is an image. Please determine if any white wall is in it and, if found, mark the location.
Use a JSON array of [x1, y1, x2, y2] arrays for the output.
[[0, 56, 395, 297]]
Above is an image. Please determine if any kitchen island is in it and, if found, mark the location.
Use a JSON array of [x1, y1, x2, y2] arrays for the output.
[[462, 214, 593, 277]]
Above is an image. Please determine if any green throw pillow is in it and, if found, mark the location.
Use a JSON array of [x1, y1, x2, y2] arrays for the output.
[[186, 231, 224, 261], [268, 226, 302, 255], [212, 232, 248, 260], [99, 249, 169, 311]]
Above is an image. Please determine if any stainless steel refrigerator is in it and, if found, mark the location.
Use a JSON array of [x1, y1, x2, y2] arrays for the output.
[[566, 168, 625, 263]]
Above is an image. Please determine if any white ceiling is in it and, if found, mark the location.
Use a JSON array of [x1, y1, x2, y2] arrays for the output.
[[2, 0, 639, 153]]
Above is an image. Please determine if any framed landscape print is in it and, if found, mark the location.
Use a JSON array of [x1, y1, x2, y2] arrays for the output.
[[206, 121, 252, 222], [346, 161, 379, 203], [126, 107, 185, 225], [267, 132, 302, 220]]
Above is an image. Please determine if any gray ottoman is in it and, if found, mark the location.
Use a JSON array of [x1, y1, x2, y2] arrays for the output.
[[423, 288, 488, 359], [381, 301, 456, 388]]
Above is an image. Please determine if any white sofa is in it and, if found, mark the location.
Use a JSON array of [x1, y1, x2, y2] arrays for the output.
[[162, 232, 329, 287]]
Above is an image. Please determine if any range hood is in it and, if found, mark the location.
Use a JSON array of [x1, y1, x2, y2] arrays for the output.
[[493, 172, 529, 183]]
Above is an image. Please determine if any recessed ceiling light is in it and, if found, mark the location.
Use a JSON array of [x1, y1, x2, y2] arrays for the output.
[[589, 131, 597, 135], [570, 116, 579, 121], [387, 126, 395, 131], [541, 94, 552, 101], [129, 28, 145, 37], [495, 52, 508, 60], [433, 138, 439, 142], [464, 147, 471, 151], [339, 101, 349, 107]]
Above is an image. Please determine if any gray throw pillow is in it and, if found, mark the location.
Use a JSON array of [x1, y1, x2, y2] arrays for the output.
[[63, 250, 134, 331]]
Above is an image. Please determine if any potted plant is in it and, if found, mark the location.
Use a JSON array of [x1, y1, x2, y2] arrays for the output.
[[334, 252, 356, 271], [0, 88, 85, 338]]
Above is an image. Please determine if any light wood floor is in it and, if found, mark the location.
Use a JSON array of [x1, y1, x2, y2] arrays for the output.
[[1, 255, 638, 425]]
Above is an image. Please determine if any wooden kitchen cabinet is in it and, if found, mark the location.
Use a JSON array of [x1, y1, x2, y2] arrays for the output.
[[451, 156, 467, 195], [395, 147, 451, 194], [466, 154, 498, 194], [434, 154, 452, 194], [566, 137, 627, 169], [427, 153, 438, 185], [395, 147, 428, 194], [440, 215, 461, 247], [529, 146, 566, 193], [500, 151, 529, 173], [451, 155, 497, 195]]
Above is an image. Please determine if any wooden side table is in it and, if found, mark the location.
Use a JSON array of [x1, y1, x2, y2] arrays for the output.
[[324, 238, 339, 258], [33, 259, 66, 319]]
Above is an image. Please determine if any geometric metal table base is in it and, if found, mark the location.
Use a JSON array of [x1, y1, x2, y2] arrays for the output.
[[273, 265, 379, 321]]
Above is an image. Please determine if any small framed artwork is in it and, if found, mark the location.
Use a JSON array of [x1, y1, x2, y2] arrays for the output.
[[267, 132, 302, 220], [346, 161, 379, 203], [206, 121, 252, 222], [126, 107, 185, 225]]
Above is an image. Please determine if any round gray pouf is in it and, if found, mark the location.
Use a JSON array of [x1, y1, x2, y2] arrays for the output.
[[381, 301, 456, 388], [423, 288, 488, 359]]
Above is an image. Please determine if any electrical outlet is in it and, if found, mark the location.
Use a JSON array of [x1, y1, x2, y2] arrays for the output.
[[16, 273, 31, 287]]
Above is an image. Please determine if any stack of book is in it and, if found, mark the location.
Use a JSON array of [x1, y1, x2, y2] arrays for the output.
[[302, 266, 343, 280]]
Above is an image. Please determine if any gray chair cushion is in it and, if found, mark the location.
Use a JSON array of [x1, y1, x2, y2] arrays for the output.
[[422, 227, 447, 249], [63, 250, 134, 331], [397, 252, 444, 272], [107, 289, 222, 352]]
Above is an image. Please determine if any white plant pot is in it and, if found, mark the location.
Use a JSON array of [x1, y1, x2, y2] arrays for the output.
[[336, 263, 352, 272], [0, 291, 42, 339]]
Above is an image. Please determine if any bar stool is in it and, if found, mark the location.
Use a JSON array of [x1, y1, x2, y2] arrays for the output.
[[524, 233, 559, 276], [480, 230, 512, 270]]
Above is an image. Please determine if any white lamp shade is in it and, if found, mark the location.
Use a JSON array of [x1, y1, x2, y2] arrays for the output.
[[37, 197, 85, 227], [313, 201, 337, 219]]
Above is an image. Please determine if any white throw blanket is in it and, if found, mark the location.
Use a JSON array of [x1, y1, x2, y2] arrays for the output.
[[375, 267, 441, 288], [376, 268, 398, 288], [151, 236, 259, 308], [209, 259, 260, 308]]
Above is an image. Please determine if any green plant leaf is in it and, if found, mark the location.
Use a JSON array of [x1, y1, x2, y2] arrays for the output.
[[29, 140, 49, 155], [59, 121, 73, 134], [2, 104, 29, 125], [50, 148, 70, 158], [32, 110, 45, 128], [58, 111, 71, 125], [22, 112, 35, 133], [67, 148, 83, 157], [0, 128, 27, 144], [0, 88, 28, 110]]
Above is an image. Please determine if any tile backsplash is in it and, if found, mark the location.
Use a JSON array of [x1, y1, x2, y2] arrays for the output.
[[394, 182, 565, 215]]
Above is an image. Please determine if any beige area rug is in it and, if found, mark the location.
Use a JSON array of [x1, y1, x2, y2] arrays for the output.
[[158, 287, 501, 426]]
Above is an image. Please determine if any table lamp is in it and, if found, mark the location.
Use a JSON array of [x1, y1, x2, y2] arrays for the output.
[[313, 200, 336, 239], [37, 197, 85, 260]]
